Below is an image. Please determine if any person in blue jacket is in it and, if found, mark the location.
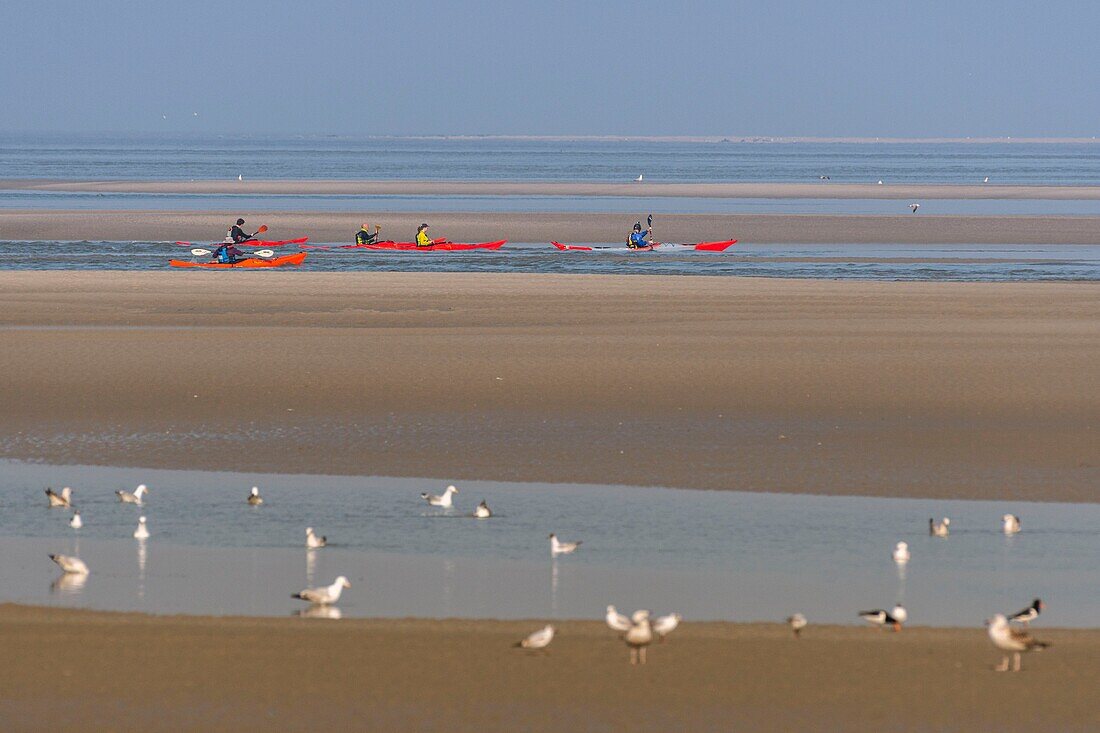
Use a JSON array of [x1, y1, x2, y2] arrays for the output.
[[627, 221, 651, 249]]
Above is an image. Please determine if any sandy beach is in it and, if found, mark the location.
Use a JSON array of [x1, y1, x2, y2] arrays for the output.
[[1, 271, 1097, 502], [0, 604, 1095, 732]]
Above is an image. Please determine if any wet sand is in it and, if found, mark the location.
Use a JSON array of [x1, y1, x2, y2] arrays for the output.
[[1, 271, 1097, 502], [6, 208, 1100, 243], [0, 605, 1095, 733]]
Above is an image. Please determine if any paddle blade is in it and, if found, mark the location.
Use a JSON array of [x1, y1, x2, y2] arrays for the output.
[[647, 214, 653, 228], [253, 249, 274, 257], [256, 225, 268, 234], [191, 248, 211, 257]]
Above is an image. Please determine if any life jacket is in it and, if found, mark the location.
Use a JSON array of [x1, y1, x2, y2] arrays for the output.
[[213, 244, 231, 263]]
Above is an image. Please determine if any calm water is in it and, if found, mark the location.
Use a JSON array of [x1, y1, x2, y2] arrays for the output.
[[2, 240, 1099, 281], [4, 133, 1100, 184], [1, 460, 1096, 625]]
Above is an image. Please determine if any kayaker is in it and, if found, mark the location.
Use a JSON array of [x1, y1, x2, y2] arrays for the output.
[[415, 223, 433, 248], [226, 218, 255, 244], [627, 221, 651, 249], [356, 222, 381, 246], [211, 241, 247, 264]]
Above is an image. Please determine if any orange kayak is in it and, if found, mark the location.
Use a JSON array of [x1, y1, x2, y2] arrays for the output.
[[169, 252, 308, 269]]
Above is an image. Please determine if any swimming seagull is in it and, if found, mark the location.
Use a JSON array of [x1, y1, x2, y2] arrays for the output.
[[987, 613, 1049, 672], [306, 527, 327, 549], [892, 541, 911, 565], [652, 612, 682, 642], [624, 610, 654, 665], [1008, 598, 1045, 626], [45, 487, 73, 508], [909, 203, 920, 213], [69, 512, 83, 529], [49, 554, 89, 575], [787, 613, 808, 638], [421, 485, 458, 508], [929, 517, 950, 537], [473, 500, 492, 519], [133, 516, 150, 539], [549, 533, 581, 556], [859, 605, 907, 632], [247, 486, 263, 506], [516, 624, 555, 651], [606, 605, 632, 632], [116, 484, 149, 505], [984, 177, 990, 183], [292, 576, 351, 606], [1003, 514, 1021, 535], [819, 175, 830, 180]]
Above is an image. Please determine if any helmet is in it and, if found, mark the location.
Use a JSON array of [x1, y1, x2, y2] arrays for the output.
[[419, 223, 429, 229], [633, 222, 642, 231]]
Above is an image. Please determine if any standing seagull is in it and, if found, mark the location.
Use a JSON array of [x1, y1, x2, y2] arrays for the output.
[[1003, 514, 1021, 535], [49, 554, 89, 575], [247, 486, 263, 506], [69, 512, 83, 529], [292, 576, 351, 606], [1008, 598, 1045, 626], [787, 613, 808, 638], [983, 177, 990, 183], [893, 541, 911, 565], [473, 500, 492, 519], [133, 516, 150, 539], [516, 625, 555, 651], [635, 174, 644, 182], [652, 612, 682, 642], [606, 605, 632, 632], [421, 485, 458, 508], [859, 604, 907, 632], [987, 613, 1049, 672], [116, 484, 149, 505], [929, 517, 950, 537], [45, 487, 73, 508], [909, 203, 920, 213], [549, 533, 581, 556], [624, 610, 654, 665], [306, 527, 327, 549]]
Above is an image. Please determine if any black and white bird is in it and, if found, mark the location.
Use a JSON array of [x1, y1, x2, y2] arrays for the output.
[[421, 485, 458, 508], [929, 517, 950, 537], [909, 203, 920, 213], [49, 553, 89, 575], [606, 605, 632, 632], [819, 175, 830, 180], [859, 604, 907, 632], [306, 527, 327, 549], [1008, 598, 1044, 626], [292, 576, 351, 606], [116, 484, 149, 505], [787, 613, 808, 638], [473, 500, 492, 519], [987, 613, 1049, 672], [516, 624, 555, 651], [247, 486, 263, 506], [549, 533, 581, 556], [45, 487, 73, 508], [1003, 514, 1021, 535]]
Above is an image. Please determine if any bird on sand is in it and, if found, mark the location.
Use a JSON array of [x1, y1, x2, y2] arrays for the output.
[[787, 613, 808, 638], [859, 604, 907, 632], [987, 613, 1049, 672], [292, 576, 351, 606], [516, 624, 555, 651], [606, 605, 632, 632], [421, 485, 458, 508], [652, 612, 682, 642], [1008, 598, 1045, 626], [624, 610, 655, 665]]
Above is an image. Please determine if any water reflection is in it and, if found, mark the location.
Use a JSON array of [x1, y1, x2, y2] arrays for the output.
[[50, 572, 88, 596], [295, 605, 342, 620], [305, 548, 318, 586]]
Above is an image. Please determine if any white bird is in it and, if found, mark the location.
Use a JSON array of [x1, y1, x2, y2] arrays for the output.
[[624, 610, 654, 665], [987, 613, 1049, 672], [549, 533, 581, 556], [652, 612, 682, 641], [421, 485, 458, 508], [819, 175, 830, 180], [859, 604, 907, 632], [473, 500, 492, 519], [238, 174, 243, 181], [909, 203, 920, 213], [292, 576, 351, 606], [1003, 514, 1021, 535], [69, 512, 83, 529], [606, 605, 632, 632], [983, 177, 990, 183], [247, 486, 263, 506], [893, 541, 911, 565], [787, 613, 808, 638], [133, 516, 150, 539], [929, 517, 950, 537], [306, 527, 327, 549], [45, 487, 73, 508], [116, 484, 149, 505], [516, 624, 555, 651], [877, 180, 884, 185], [49, 554, 89, 575], [1008, 598, 1045, 626], [635, 174, 644, 182]]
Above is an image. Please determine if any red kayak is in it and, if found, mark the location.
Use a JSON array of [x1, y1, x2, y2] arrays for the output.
[[551, 239, 737, 252], [345, 239, 507, 251], [169, 252, 308, 269], [174, 237, 309, 247]]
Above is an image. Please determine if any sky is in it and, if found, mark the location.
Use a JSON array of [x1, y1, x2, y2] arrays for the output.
[[1, 0, 1096, 137]]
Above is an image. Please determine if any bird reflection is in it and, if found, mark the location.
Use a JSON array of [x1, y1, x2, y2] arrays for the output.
[[305, 548, 318, 586], [136, 538, 148, 600], [550, 559, 560, 615], [51, 572, 89, 596], [295, 605, 342, 620]]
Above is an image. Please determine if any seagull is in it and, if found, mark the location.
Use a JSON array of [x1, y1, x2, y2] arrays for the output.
[[893, 541, 911, 565], [421, 485, 458, 508], [516, 624, 555, 651], [133, 516, 150, 539], [819, 175, 830, 180], [292, 576, 351, 606], [238, 174, 243, 181], [247, 486, 263, 506], [606, 605, 632, 632], [45, 487, 73, 508], [49, 554, 89, 575], [787, 613, 808, 638], [549, 533, 581, 556], [1008, 598, 1045, 626], [652, 612, 682, 642], [909, 203, 920, 213], [116, 484, 149, 505], [473, 500, 492, 519], [306, 527, 327, 549], [1003, 514, 1021, 535], [624, 610, 654, 665], [983, 177, 990, 183], [877, 180, 884, 185], [929, 517, 950, 537], [859, 604, 907, 632], [69, 512, 83, 529], [987, 613, 1049, 672], [636, 174, 644, 182]]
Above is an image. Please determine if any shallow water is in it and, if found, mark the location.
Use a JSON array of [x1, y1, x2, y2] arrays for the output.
[[1, 461, 1096, 625]]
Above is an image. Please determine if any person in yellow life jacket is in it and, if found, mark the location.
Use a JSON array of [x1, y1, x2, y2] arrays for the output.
[[356, 222, 381, 246], [415, 223, 433, 248]]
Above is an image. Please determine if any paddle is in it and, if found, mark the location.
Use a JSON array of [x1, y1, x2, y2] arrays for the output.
[[190, 248, 274, 258]]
